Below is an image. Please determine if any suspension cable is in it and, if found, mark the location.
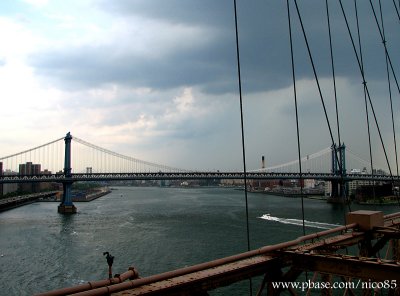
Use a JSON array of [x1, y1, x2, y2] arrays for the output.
[[378, 0, 399, 177], [325, 0, 350, 215], [292, 0, 344, 179], [392, 0, 400, 24], [338, 0, 394, 180], [368, 0, 400, 98], [233, 0, 251, 252], [287, 0, 306, 236], [325, 0, 342, 149], [353, 0, 376, 205], [233, 1, 252, 293], [0, 137, 64, 161], [291, 1, 335, 147]]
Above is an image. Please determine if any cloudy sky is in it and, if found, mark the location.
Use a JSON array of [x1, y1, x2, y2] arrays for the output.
[[0, 0, 399, 172]]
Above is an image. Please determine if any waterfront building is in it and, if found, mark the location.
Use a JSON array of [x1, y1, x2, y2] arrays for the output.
[[0, 162, 2, 197], [18, 162, 42, 193], [3, 169, 18, 195]]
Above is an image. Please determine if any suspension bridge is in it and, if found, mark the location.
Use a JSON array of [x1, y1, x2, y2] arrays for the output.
[[0, 132, 398, 213]]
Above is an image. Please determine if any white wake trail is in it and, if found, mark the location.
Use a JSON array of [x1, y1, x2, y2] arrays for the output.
[[259, 214, 339, 230]]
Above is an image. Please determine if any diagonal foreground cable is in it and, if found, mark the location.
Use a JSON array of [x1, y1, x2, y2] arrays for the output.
[[368, 0, 400, 98], [393, 0, 400, 22], [325, 0, 342, 149], [338, 0, 394, 180], [338, 0, 399, 207], [287, 0, 306, 236], [326, 0, 350, 211], [292, 0, 344, 178], [354, 0, 376, 203], [233, 0, 251, 252], [291, 0, 336, 147], [233, 1, 252, 293], [377, 0, 399, 176]]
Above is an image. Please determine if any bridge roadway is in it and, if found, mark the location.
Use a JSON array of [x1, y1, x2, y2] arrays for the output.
[[0, 172, 399, 184]]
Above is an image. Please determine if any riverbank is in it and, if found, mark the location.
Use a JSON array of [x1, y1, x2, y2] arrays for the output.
[[0, 191, 59, 212], [0, 187, 112, 212], [356, 195, 400, 205], [74, 187, 111, 202], [40, 187, 111, 202]]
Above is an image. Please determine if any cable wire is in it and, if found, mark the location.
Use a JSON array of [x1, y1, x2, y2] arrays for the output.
[[377, 0, 399, 177], [287, 0, 306, 236], [338, 0, 394, 180], [233, 0, 252, 293], [354, 0, 376, 204]]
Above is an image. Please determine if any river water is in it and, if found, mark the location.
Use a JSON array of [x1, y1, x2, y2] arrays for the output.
[[0, 186, 398, 295]]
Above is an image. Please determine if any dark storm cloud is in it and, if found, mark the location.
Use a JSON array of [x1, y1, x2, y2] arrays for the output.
[[99, 0, 232, 26], [28, 1, 399, 95]]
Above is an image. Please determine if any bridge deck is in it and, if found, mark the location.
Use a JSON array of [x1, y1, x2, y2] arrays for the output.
[[1, 172, 399, 184]]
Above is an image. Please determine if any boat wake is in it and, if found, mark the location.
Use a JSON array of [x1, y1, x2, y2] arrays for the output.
[[259, 214, 339, 230]]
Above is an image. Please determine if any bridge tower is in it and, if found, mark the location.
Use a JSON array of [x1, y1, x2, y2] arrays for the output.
[[58, 132, 77, 214], [329, 143, 347, 202]]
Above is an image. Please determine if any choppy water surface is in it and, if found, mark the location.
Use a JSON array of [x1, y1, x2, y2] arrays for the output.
[[0, 187, 398, 295]]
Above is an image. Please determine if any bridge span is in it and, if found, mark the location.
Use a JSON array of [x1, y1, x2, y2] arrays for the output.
[[0, 171, 399, 184], [0, 133, 399, 213]]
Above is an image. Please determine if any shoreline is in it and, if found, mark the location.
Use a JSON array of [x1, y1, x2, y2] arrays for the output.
[[39, 187, 111, 202]]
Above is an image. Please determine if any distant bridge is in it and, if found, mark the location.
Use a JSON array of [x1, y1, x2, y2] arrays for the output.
[[0, 133, 397, 213], [0, 171, 399, 184]]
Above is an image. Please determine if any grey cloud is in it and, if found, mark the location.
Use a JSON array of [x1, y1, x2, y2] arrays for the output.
[[29, 1, 399, 96], [99, 0, 232, 26]]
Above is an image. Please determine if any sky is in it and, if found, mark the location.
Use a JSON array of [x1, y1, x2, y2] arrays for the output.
[[0, 0, 399, 172]]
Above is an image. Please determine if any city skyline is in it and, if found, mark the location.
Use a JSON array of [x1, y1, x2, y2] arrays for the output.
[[0, 0, 399, 172]]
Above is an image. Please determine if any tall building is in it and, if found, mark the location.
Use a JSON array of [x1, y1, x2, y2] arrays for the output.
[[3, 169, 18, 195], [0, 162, 3, 197], [19, 162, 42, 193]]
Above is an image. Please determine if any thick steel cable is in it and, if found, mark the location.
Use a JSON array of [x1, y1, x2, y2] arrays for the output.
[[368, 0, 400, 98], [325, 0, 342, 150], [325, 0, 351, 216], [292, 0, 344, 178], [291, 0, 335, 146], [378, 0, 399, 177], [287, 0, 306, 236], [233, 1, 252, 294], [393, 0, 400, 23], [233, 0, 251, 252], [338, 0, 393, 179], [354, 0, 376, 204], [338, 0, 399, 207]]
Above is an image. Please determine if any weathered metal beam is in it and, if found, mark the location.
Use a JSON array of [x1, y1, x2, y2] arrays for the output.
[[282, 252, 400, 281], [100, 256, 280, 296]]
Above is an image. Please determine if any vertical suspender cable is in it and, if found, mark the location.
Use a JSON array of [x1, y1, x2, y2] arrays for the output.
[[354, 0, 376, 203], [291, 0, 343, 178], [394, 0, 400, 22], [233, 1, 252, 293], [325, 0, 342, 150], [233, 0, 251, 253], [338, 0, 398, 205], [286, 0, 306, 236], [325, 0, 351, 214], [378, 0, 399, 177], [368, 0, 400, 98]]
